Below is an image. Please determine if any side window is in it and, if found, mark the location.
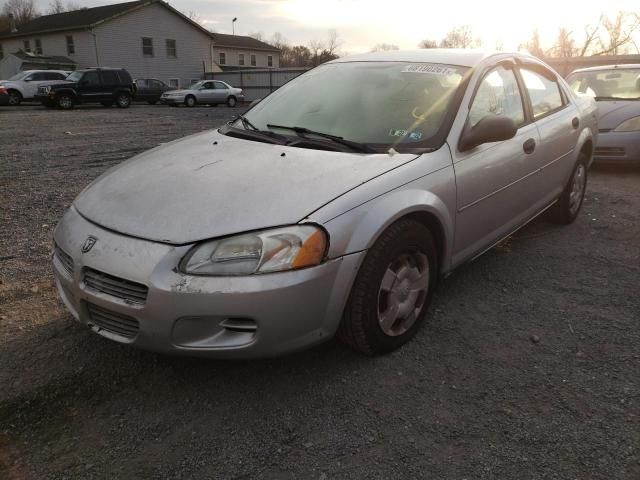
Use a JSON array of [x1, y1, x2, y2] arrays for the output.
[[150, 80, 164, 88], [136, 79, 148, 88], [32, 72, 48, 81], [101, 71, 119, 84], [469, 65, 525, 128], [82, 71, 100, 85], [48, 72, 66, 80], [521, 69, 564, 119], [202, 81, 214, 89], [214, 81, 227, 90]]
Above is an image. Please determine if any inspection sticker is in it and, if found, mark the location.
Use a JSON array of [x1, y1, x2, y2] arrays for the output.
[[402, 64, 458, 76], [389, 128, 408, 137]]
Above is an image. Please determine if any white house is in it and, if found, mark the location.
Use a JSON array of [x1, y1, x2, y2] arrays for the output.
[[0, 0, 280, 87]]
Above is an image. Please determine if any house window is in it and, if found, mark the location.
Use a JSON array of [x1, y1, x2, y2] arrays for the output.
[[66, 35, 75, 55], [166, 39, 176, 58], [190, 78, 199, 86], [142, 37, 153, 56], [250, 54, 256, 66], [23, 40, 30, 52], [219, 52, 226, 65], [34, 39, 42, 54], [238, 53, 245, 66], [267, 55, 273, 67], [168, 78, 179, 88]]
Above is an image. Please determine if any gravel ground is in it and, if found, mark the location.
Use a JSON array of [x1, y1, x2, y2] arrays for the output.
[[1, 104, 639, 480]]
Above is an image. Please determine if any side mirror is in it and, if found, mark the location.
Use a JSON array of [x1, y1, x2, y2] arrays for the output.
[[24, 77, 33, 82], [459, 115, 518, 152], [249, 98, 262, 108]]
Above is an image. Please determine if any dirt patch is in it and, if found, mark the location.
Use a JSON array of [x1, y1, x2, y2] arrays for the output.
[[1, 104, 639, 479]]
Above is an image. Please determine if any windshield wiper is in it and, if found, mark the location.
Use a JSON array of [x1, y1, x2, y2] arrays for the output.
[[266, 124, 377, 153], [238, 114, 260, 131], [223, 116, 289, 144], [595, 96, 639, 101]]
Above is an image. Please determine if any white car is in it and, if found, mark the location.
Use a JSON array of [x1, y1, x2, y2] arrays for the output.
[[0, 70, 70, 105], [160, 80, 244, 107]]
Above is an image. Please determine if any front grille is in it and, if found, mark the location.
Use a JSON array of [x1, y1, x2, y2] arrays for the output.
[[54, 245, 74, 277], [594, 146, 626, 157], [86, 302, 139, 339], [83, 268, 148, 305]]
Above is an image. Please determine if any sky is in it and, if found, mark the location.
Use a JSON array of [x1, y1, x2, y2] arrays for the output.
[[30, 0, 640, 54]]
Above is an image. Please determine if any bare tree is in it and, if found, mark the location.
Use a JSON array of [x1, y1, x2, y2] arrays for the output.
[[519, 29, 545, 57], [547, 28, 577, 58], [594, 11, 640, 55], [325, 29, 342, 55], [371, 43, 399, 52], [1, 0, 39, 26], [418, 39, 438, 49], [439, 26, 479, 49], [270, 32, 289, 50], [47, 0, 65, 14], [248, 32, 265, 41], [578, 16, 603, 56]]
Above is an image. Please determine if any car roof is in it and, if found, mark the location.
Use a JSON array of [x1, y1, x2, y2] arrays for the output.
[[329, 49, 526, 68], [569, 64, 640, 74]]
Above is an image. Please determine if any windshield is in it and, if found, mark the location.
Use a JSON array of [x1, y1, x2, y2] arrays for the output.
[[567, 68, 640, 100], [8, 71, 29, 81], [66, 71, 83, 82], [189, 81, 205, 90], [237, 61, 469, 149]]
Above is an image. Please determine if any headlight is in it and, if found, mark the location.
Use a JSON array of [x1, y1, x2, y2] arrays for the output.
[[614, 116, 640, 132], [180, 225, 328, 276]]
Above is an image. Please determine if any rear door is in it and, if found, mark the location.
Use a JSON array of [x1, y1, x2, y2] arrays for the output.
[[451, 62, 544, 264], [198, 81, 216, 103], [212, 81, 230, 103], [100, 70, 120, 100], [518, 65, 580, 203], [77, 71, 101, 101]]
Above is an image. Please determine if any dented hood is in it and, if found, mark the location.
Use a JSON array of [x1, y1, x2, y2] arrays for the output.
[[74, 130, 419, 244]]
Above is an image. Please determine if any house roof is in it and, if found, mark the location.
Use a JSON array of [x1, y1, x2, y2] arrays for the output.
[[12, 50, 76, 64], [0, 0, 214, 41], [211, 33, 280, 52]]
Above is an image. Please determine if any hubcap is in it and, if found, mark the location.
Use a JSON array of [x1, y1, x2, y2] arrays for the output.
[[377, 251, 430, 337], [187, 97, 195, 106], [569, 164, 586, 215], [118, 96, 128, 106], [59, 96, 72, 108], [8, 93, 20, 105], [228, 97, 236, 107]]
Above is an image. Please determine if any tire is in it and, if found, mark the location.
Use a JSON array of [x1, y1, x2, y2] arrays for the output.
[[8, 90, 22, 106], [184, 95, 196, 107], [337, 219, 438, 355], [115, 93, 131, 108], [549, 153, 588, 224], [226, 96, 237, 107], [57, 94, 74, 109], [101, 101, 113, 108]]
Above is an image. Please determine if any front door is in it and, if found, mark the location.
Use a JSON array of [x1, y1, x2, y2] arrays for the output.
[[451, 63, 543, 265]]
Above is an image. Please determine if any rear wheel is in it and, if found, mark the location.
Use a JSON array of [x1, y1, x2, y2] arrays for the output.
[[337, 219, 438, 355], [549, 153, 588, 224], [226, 96, 237, 107], [8, 90, 22, 106], [57, 94, 74, 109], [185, 95, 196, 107], [115, 93, 131, 108]]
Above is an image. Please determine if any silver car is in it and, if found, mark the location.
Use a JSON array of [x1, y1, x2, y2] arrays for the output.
[[52, 50, 597, 358], [160, 80, 244, 107], [0, 69, 69, 105], [566, 64, 640, 163]]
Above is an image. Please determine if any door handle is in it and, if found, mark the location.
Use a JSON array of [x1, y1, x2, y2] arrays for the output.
[[523, 138, 536, 154], [572, 117, 580, 129]]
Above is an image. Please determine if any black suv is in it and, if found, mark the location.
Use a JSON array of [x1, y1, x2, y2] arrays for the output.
[[36, 68, 135, 109]]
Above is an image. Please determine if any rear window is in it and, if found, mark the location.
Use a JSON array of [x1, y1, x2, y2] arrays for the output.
[[118, 70, 132, 84], [101, 71, 119, 84]]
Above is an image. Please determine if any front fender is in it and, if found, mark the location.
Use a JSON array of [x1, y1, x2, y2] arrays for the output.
[[315, 165, 457, 273]]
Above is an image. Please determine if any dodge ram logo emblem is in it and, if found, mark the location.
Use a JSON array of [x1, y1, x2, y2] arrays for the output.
[[81, 236, 97, 253]]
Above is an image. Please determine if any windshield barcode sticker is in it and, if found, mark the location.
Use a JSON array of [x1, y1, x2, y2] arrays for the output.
[[402, 64, 458, 75]]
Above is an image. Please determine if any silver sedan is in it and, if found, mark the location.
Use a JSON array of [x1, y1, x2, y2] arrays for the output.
[[52, 50, 597, 358], [160, 80, 244, 107]]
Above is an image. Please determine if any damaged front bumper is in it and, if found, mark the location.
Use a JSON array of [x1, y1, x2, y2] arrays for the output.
[[52, 206, 364, 358]]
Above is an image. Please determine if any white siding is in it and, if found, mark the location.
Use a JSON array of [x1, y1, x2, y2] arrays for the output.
[[213, 47, 279, 69], [93, 2, 213, 87], [0, 30, 96, 74]]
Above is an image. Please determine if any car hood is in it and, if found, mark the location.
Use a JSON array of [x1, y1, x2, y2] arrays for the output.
[[74, 130, 421, 244], [596, 100, 640, 130]]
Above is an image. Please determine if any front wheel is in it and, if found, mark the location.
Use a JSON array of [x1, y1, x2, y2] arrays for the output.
[[184, 95, 196, 107], [115, 93, 131, 108], [226, 96, 237, 107], [549, 153, 588, 224], [57, 94, 74, 109], [337, 219, 438, 355]]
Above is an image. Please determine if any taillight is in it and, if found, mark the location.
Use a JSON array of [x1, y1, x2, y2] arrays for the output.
[[0, 86, 7, 94]]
